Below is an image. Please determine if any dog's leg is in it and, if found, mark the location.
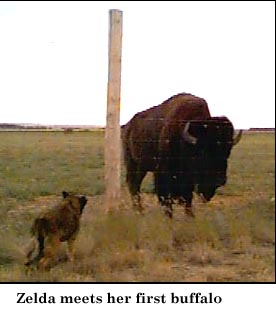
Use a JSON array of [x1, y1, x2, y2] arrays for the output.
[[67, 237, 76, 262], [24, 238, 38, 266], [37, 235, 59, 271]]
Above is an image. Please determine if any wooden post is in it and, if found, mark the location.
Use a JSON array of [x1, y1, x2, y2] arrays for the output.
[[104, 9, 123, 213]]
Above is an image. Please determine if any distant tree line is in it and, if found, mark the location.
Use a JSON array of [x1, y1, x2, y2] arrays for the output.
[[248, 128, 275, 132], [0, 123, 48, 130]]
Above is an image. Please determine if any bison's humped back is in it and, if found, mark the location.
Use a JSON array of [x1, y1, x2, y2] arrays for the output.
[[122, 93, 211, 170]]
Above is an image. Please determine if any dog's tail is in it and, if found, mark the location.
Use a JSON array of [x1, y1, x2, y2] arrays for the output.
[[25, 218, 51, 266], [25, 217, 51, 266], [31, 218, 51, 238], [31, 218, 52, 252]]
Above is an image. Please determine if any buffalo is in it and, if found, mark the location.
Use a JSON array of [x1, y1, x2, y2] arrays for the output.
[[121, 93, 242, 218]]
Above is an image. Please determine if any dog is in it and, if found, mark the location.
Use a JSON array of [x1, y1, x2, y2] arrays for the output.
[[25, 191, 88, 270]]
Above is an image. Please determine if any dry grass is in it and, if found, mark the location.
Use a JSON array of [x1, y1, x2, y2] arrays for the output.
[[0, 131, 274, 282]]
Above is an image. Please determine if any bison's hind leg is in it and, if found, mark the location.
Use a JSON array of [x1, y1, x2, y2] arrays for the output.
[[154, 172, 174, 218], [132, 194, 145, 214], [126, 162, 147, 213]]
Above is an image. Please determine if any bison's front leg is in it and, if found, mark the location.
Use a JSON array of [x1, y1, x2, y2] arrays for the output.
[[171, 173, 195, 218], [179, 182, 195, 218], [181, 195, 195, 218]]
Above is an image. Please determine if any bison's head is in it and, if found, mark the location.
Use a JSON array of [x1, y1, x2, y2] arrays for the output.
[[182, 117, 242, 202]]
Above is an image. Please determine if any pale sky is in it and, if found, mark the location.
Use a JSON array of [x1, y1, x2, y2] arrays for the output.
[[0, 1, 275, 129]]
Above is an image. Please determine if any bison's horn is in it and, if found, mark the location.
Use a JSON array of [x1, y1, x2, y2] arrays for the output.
[[232, 130, 243, 145], [183, 122, 197, 145]]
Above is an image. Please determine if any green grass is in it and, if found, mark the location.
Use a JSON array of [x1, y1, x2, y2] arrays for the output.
[[0, 131, 105, 201], [0, 131, 274, 282]]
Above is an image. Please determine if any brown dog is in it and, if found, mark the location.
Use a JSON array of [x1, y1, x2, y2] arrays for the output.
[[25, 191, 88, 270]]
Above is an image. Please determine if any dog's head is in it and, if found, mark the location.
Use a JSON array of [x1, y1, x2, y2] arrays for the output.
[[62, 191, 88, 214]]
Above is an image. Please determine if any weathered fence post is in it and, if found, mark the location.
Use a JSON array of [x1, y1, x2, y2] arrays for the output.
[[104, 9, 123, 213]]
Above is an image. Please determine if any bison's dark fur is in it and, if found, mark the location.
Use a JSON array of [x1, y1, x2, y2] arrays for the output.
[[122, 92, 242, 218]]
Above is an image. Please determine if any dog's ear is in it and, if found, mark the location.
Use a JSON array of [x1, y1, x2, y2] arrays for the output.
[[79, 196, 88, 213], [62, 191, 69, 198], [80, 196, 88, 206]]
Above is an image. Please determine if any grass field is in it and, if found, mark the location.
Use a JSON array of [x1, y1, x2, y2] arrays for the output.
[[0, 131, 274, 282]]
